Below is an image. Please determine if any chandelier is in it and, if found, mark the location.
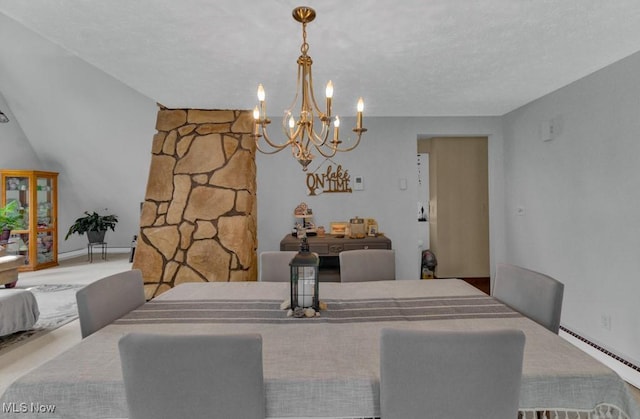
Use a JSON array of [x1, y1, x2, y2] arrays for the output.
[[251, 6, 366, 171]]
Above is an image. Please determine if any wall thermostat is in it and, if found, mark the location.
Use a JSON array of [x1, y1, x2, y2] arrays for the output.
[[354, 175, 364, 190]]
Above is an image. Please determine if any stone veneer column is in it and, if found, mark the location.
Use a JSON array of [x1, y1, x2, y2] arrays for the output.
[[133, 107, 257, 299]]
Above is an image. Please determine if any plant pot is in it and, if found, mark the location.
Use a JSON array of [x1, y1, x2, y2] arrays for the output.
[[87, 230, 106, 244], [1, 228, 10, 243]]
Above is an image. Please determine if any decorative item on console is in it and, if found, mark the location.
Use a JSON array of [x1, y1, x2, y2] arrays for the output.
[[348, 217, 380, 238], [329, 219, 381, 238], [329, 221, 348, 237], [366, 218, 379, 236], [292, 202, 316, 237], [349, 217, 365, 239]]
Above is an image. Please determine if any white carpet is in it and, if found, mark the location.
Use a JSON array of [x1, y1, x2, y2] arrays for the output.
[[28, 284, 84, 329]]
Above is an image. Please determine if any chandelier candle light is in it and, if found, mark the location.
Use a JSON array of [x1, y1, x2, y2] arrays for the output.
[[252, 6, 366, 171]]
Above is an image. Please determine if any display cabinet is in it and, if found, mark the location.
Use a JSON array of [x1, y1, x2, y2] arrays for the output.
[[1, 170, 58, 271]]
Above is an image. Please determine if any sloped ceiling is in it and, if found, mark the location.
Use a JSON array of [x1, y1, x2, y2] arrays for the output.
[[1, 0, 640, 117]]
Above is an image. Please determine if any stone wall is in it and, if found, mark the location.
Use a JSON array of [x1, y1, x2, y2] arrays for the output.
[[133, 107, 257, 299]]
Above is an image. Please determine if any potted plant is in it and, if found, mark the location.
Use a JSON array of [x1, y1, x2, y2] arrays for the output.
[[65, 211, 118, 243], [0, 200, 24, 243]]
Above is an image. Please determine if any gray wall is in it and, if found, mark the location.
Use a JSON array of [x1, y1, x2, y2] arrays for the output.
[[0, 93, 41, 169], [0, 13, 157, 251], [503, 50, 640, 368], [256, 116, 506, 282]]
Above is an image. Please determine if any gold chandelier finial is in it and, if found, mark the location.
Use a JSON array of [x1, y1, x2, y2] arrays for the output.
[[251, 6, 366, 171]]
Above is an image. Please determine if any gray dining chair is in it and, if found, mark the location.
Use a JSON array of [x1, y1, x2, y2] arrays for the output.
[[76, 269, 146, 338], [118, 332, 265, 419], [339, 249, 395, 282], [259, 251, 298, 282], [493, 263, 564, 333], [380, 328, 525, 419]]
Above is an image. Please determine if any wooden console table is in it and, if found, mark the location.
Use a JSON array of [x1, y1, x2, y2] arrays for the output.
[[280, 234, 392, 282]]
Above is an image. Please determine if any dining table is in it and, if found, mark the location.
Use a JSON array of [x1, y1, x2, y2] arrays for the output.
[[1, 278, 639, 419]]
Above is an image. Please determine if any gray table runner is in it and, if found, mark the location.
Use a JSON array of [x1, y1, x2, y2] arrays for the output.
[[115, 295, 521, 324]]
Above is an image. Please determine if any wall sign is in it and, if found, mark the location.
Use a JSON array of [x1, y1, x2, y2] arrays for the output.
[[306, 164, 352, 196]]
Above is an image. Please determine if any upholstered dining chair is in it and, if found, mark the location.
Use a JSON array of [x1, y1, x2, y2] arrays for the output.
[[493, 263, 565, 334], [339, 249, 395, 282], [259, 251, 298, 282], [76, 269, 145, 338], [119, 332, 265, 419], [380, 328, 525, 419]]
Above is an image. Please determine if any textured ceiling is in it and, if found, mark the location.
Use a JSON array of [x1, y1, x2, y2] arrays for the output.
[[1, 0, 640, 116]]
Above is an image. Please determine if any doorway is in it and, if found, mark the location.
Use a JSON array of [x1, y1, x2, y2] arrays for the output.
[[417, 137, 490, 292]]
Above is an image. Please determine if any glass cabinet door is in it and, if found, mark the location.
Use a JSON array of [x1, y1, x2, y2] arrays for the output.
[[1, 170, 58, 271], [3, 176, 29, 264], [36, 176, 55, 264]]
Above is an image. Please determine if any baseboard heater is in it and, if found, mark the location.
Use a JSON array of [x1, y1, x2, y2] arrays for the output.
[[560, 325, 640, 373]]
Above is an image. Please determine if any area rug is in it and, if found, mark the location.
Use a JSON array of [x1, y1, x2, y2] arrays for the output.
[[0, 284, 84, 353]]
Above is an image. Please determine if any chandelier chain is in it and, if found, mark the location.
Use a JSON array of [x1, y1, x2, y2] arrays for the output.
[[301, 22, 309, 56]]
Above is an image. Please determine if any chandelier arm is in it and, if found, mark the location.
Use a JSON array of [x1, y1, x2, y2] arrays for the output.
[[291, 141, 305, 159], [328, 130, 366, 153], [313, 143, 339, 159], [305, 61, 329, 118], [284, 62, 304, 115], [282, 117, 305, 143], [261, 125, 295, 150], [308, 121, 331, 146], [255, 140, 291, 155], [281, 112, 290, 135], [276, 63, 303, 142], [298, 125, 311, 153], [299, 61, 330, 146], [299, 111, 329, 147]]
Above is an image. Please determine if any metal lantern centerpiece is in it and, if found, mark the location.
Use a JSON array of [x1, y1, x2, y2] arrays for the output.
[[290, 237, 319, 310]]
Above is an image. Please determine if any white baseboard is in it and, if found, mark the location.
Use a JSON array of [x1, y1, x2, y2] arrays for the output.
[[560, 327, 640, 389], [58, 247, 131, 260]]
